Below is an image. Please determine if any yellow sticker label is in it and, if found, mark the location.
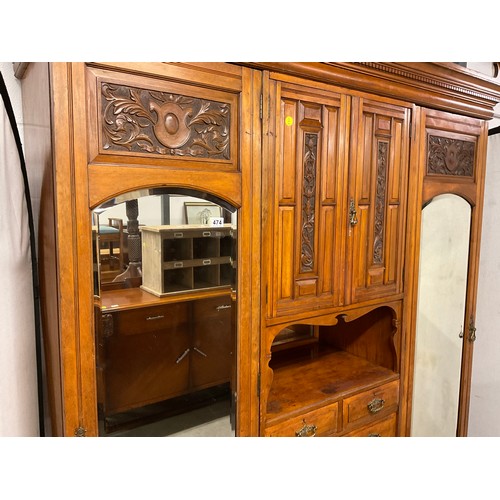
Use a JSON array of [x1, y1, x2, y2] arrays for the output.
[[285, 116, 294, 126]]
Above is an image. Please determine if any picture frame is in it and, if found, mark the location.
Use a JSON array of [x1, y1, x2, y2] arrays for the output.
[[184, 202, 222, 225]]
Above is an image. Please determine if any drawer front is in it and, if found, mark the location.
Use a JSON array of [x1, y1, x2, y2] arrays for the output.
[[264, 403, 339, 437], [111, 302, 189, 336], [343, 379, 399, 428], [192, 295, 233, 321], [343, 413, 397, 437]]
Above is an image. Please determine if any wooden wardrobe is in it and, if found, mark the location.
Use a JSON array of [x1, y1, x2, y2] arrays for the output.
[[18, 62, 500, 437]]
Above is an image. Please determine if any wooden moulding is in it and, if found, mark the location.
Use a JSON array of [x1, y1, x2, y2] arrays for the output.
[[240, 62, 500, 120]]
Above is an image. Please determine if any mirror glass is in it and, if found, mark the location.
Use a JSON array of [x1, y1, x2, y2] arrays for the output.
[[92, 188, 237, 436], [411, 194, 471, 436]]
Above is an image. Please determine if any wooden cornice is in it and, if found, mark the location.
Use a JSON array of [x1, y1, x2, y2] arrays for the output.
[[241, 62, 500, 120], [16, 61, 500, 119]]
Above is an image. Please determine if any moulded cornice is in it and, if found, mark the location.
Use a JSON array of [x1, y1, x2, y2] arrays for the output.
[[242, 62, 500, 119]]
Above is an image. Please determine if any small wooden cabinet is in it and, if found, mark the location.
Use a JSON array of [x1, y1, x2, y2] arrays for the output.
[[97, 289, 233, 425], [141, 224, 236, 296]]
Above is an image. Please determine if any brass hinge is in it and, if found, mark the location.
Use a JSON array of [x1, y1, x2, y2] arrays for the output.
[[459, 316, 477, 342], [102, 313, 114, 338], [74, 426, 87, 437], [468, 316, 477, 342], [259, 94, 263, 120]]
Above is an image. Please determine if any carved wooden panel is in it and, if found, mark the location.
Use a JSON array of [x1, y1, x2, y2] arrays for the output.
[[373, 141, 388, 265], [300, 133, 318, 273], [101, 82, 231, 159], [427, 134, 475, 177]]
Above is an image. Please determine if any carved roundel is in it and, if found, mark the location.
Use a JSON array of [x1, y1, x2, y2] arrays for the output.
[[149, 101, 192, 149]]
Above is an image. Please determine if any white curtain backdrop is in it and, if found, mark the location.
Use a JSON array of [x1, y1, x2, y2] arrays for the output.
[[0, 80, 39, 436]]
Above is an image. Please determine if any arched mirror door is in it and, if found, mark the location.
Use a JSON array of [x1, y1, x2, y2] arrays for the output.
[[411, 194, 472, 436], [91, 188, 238, 436]]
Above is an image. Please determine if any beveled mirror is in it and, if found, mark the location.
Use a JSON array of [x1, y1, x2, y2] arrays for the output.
[[92, 188, 238, 436], [411, 193, 471, 436]]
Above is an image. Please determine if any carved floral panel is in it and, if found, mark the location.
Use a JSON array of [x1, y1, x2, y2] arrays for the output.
[[100, 83, 231, 160], [300, 133, 318, 273], [427, 135, 475, 177], [373, 141, 388, 265]]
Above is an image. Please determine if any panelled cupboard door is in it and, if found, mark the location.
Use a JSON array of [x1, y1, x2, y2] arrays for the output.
[[264, 78, 412, 320], [190, 295, 233, 389], [348, 98, 411, 304], [264, 78, 350, 319]]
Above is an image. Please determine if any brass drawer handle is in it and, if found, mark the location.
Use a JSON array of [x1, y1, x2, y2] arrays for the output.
[[368, 433, 381, 437], [295, 419, 317, 437], [367, 398, 385, 414], [216, 304, 231, 311]]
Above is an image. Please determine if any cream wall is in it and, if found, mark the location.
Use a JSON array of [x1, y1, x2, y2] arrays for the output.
[[0, 63, 23, 133], [469, 133, 500, 436], [0, 61, 40, 436], [464, 62, 500, 436]]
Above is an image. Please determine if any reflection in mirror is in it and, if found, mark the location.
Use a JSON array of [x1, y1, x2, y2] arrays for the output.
[[411, 194, 471, 436], [92, 188, 237, 436]]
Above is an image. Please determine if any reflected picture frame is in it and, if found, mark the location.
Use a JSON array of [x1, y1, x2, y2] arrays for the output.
[[184, 202, 222, 224]]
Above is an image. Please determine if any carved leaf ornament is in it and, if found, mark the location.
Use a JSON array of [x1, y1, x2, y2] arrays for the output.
[[373, 141, 388, 265], [300, 133, 318, 273], [427, 135, 475, 177], [101, 83, 230, 159]]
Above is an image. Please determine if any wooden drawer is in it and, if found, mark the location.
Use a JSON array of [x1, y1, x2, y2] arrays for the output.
[[343, 413, 397, 437], [192, 295, 232, 321], [264, 402, 339, 437], [342, 379, 399, 429], [110, 302, 189, 336]]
